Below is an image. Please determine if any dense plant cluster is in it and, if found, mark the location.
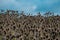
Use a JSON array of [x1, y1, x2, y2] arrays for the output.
[[0, 10, 60, 40]]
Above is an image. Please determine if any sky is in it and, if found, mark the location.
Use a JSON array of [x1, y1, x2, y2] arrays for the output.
[[0, 0, 60, 15]]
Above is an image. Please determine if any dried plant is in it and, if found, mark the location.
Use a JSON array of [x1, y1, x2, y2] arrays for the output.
[[0, 10, 60, 40]]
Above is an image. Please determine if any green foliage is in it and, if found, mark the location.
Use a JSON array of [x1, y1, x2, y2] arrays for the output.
[[12, 38, 16, 40], [0, 36, 3, 40]]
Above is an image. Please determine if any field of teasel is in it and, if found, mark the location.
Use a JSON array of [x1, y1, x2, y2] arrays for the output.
[[0, 10, 60, 40]]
